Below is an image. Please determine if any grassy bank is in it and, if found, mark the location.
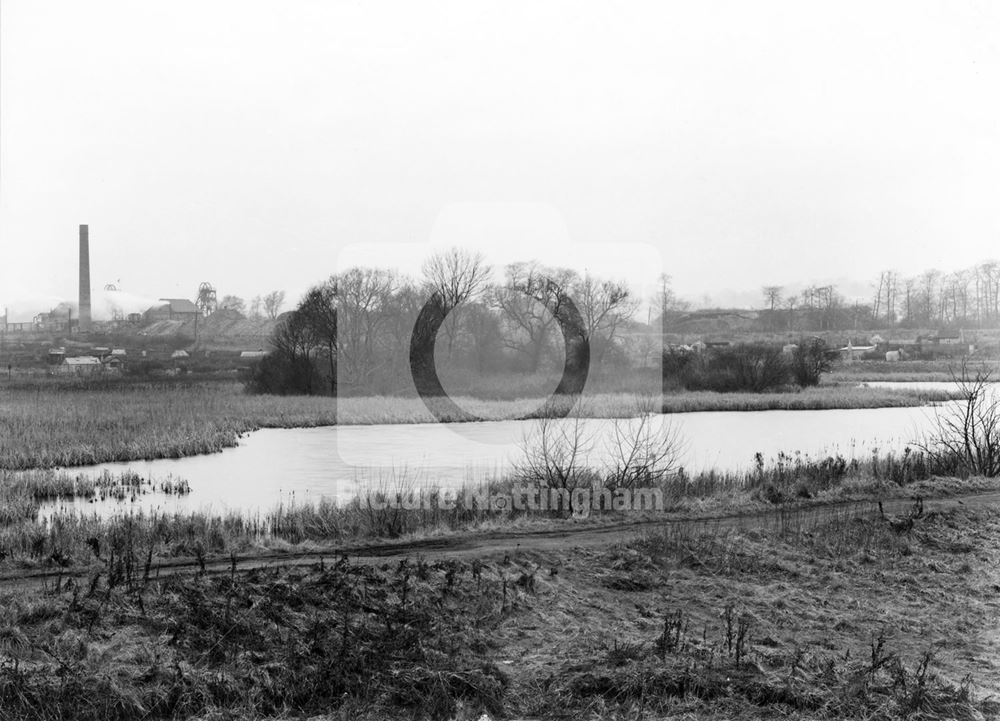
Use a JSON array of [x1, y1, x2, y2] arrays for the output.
[[1, 503, 997, 719], [1, 444, 991, 571], [830, 358, 1000, 383], [0, 379, 958, 470]]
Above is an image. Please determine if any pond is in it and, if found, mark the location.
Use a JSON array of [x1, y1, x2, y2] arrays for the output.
[[43, 381, 988, 517]]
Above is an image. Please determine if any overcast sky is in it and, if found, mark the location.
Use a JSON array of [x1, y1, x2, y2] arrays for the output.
[[1, 1, 998, 320]]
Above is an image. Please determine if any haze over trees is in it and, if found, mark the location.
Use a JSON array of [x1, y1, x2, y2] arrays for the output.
[[247, 248, 644, 395], [869, 262, 1000, 328], [752, 259, 999, 333], [245, 249, 1000, 396]]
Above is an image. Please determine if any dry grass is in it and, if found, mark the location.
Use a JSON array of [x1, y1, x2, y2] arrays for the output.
[[495, 506, 1000, 719], [0, 444, 989, 572], [1, 506, 997, 719], [830, 359, 1000, 383], [0, 379, 956, 470]]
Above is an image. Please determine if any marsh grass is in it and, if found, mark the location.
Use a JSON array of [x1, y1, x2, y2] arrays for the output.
[[1, 479, 997, 719], [2, 514, 993, 720], [0, 443, 982, 571], [0, 558, 513, 720], [0, 379, 958, 469], [566, 507, 999, 719], [830, 359, 1000, 383]]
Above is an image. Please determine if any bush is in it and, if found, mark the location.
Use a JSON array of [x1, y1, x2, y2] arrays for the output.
[[683, 344, 791, 393], [663, 341, 833, 393], [919, 363, 1000, 477], [244, 353, 320, 395], [791, 338, 832, 387]]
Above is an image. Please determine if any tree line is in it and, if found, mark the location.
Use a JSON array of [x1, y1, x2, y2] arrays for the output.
[[760, 259, 1000, 332], [246, 248, 646, 396]]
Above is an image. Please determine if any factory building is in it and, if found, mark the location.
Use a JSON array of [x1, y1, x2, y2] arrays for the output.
[[143, 299, 200, 323]]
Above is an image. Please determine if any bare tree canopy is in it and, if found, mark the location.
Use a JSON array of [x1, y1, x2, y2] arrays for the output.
[[219, 295, 246, 315], [263, 290, 286, 319], [421, 248, 490, 311], [298, 278, 338, 395], [490, 262, 578, 373], [762, 286, 783, 312], [573, 273, 638, 362]]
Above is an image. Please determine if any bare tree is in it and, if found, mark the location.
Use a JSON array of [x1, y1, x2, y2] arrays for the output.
[[514, 409, 596, 496], [336, 267, 398, 390], [784, 294, 798, 330], [573, 273, 639, 363], [762, 286, 782, 313], [253, 308, 318, 394], [605, 398, 683, 489], [263, 290, 286, 320], [298, 279, 338, 395], [762, 286, 783, 330], [490, 262, 577, 373], [919, 362, 1000, 477], [249, 295, 263, 320], [421, 247, 491, 310], [219, 295, 246, 315], [421, 248, 491, 354]]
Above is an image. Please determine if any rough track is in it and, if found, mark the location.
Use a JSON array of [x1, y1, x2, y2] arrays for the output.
[[3, 490, 998, 593]]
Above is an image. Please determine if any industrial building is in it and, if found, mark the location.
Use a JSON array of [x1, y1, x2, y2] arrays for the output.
[[143, 299, 200, 323], [0, 226, 280, 373]]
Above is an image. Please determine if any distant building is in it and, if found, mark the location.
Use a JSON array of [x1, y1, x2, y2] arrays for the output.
[[838, 343, 876, 362], [33, 308, 72, 332], [56, 356, 104, 376], [144, 299, 199, 323]]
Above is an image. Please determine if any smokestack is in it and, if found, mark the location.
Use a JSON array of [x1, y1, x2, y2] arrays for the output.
[[79, 224, 91, 332]]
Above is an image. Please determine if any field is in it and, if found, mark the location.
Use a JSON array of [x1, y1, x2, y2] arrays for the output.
[[830, 358, 1000, 383], [0, 377, 958, 470]]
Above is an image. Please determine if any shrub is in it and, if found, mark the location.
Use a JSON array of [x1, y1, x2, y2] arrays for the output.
[[683, 344, 791, 393], [919, 363, 1000, 477], [244, 353, 320, 395], [791, 338, 832, 387]]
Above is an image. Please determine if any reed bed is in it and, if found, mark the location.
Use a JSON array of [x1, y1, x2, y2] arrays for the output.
[[0, 379, 956, 470], [0, 445, 978, 570]]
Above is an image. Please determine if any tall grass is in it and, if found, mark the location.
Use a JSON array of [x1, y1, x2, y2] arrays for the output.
[[0, 442, 976, 570], [0, 379, 957, 469]]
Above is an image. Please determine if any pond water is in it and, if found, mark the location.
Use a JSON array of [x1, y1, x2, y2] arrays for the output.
[[41, 381, 989, 517]]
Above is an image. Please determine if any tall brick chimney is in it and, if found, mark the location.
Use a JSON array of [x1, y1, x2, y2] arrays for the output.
[[79, 224, 91, 332]]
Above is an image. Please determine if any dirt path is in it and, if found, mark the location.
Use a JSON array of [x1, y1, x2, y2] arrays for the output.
[[4, 489, 1000, 594]]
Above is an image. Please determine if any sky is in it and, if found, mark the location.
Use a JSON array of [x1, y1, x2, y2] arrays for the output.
[[1, 1, 999, 321]]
